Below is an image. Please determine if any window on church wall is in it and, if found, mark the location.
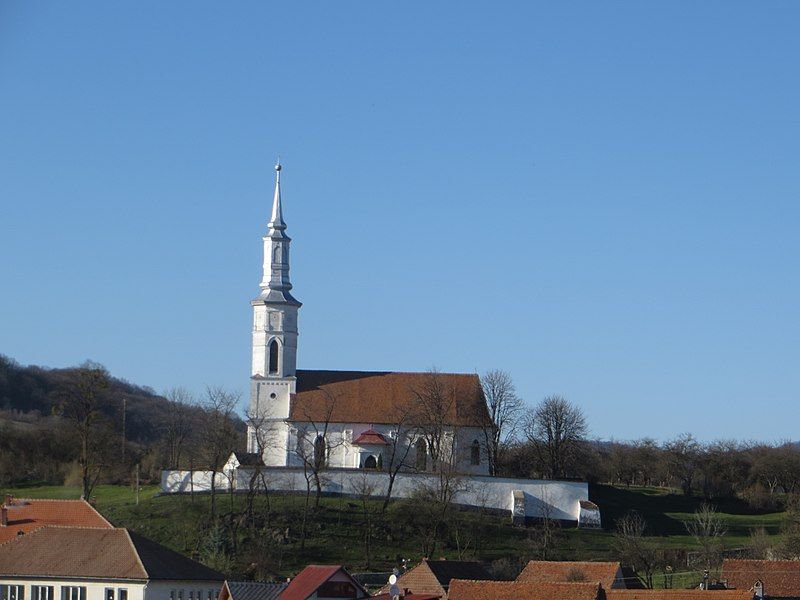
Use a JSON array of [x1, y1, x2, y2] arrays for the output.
[[314, 435, 327, 468], [269, 340, 279, 374], [471, 439, 481, 465], [415, 439, 427, 471]]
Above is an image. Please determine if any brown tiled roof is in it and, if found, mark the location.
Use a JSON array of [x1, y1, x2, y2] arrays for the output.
[[290, 370, 489, 427], [0, 526, 224, 581], [722, 558, 800, 598], [516, 561, 623, 589], [580, 500, 600, 510], [0, 498, 112, 544], [605, 591, 753, 599], [448, 580, 602, 600], [377, 560, 493, 598]]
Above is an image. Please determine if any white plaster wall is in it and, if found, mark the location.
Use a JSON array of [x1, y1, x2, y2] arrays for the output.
[[161, 468, 588, 521], [145, 581, 224, 600], [0, 578, 146, 600], [282, 423, 490, 475]]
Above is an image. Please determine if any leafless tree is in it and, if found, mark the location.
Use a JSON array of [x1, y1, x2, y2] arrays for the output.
[[685, 503, 727, 569], [664, 433, 702, 495], [381, 407, 418, 511], [612, 511, 661, 588], [351, 473, 379, 569], [163, 387, 194, 469], [54, 361, 111, 500], [410, 368, 455, 470], [244, 404, 282, 525], [523, 395, 587, 479], [202, 386, 240, 519], [480, 369, 523, 476]]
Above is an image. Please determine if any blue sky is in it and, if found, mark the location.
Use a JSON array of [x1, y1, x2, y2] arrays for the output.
[[1, 2, 798, 442]]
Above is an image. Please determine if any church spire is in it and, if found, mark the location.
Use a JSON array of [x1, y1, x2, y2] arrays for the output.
[[269, 162, 287, 231], [256, 161, 300, 306]]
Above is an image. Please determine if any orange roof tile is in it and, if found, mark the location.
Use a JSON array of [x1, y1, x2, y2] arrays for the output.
[[448, 580, 602, 600], [517, 561, 624, 589], [722, 558, 800, 597], [605, 591, 752, 599], [282, 565, 367, 600], [290, 370, 490, 426], [0, 498, 112, 544]]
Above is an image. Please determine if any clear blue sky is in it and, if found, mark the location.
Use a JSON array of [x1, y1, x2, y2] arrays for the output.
[[2, 2, 798, 443]]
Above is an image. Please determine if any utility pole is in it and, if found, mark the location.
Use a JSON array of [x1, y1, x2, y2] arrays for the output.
[[121, 397, 127, 460], [135, 463, 140, 506]]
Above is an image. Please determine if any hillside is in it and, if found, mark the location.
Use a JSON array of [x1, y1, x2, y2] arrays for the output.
[[0, 483, 787, 587], [0, 355, 244, 486]]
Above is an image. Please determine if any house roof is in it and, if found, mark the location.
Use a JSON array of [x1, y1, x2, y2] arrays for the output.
[[722, 559, 800, 598], [371, 594, 440, 600], [281, 565, 367, 600], [0, 498, 112, 544], [352, 429, 389, 445], [448, 580, 602, 600], [378, 560, 494, 597], [605, 591, 753, 599], [0, 526, 224, 582], [516, 561, 623, 589], [231, 452, 265, 467], [290, 370, 490, 427], [580, 500, 600, 510], [219, 581, 287, 600]]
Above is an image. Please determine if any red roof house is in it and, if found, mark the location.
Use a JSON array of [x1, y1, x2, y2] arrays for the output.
[[0, 496, 112, 544], [281, 565, 368, 600]]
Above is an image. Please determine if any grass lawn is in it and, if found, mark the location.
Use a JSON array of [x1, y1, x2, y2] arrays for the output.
[[0, 482, 789, 586]]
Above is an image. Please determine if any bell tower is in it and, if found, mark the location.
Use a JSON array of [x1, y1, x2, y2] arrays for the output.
[[248, 162, 301, 462]]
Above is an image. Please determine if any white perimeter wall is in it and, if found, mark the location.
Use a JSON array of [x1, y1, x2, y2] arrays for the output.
[[160, 468, 588, 521]]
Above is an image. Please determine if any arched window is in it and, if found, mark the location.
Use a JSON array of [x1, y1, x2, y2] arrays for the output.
[[314, 435, 327, 468], [415, 439, 427, 471], [268, 340, 279, 374], [364, 455, 377, 469], [471, 439, 481, 466]]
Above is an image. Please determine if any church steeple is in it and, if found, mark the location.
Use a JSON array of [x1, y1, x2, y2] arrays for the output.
[[258, 162, 300, 305], [269, 163, 287, 231], [251, 162, 301, 383]]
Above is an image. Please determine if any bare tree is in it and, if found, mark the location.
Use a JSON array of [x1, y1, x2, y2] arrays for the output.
[[163, 387, 194, 469], [202, 386, 240, 519], [244, 404, 282, 525], [523, 395, 587, 479], [381, 407, 418, 511], [480, 369, 523, 476], [54, 361, 111, 500], [664, 433, 701, 495], [685, 503, 727, 569], [613, 511, 661, 589], [410, 368, 455, 470], [351, 473, 379, 569]]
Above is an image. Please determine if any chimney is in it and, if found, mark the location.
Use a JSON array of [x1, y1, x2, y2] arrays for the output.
[[1, 506, 8, 527]]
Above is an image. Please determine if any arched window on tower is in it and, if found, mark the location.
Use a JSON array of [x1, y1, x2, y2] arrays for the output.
[[268, 340, 279, 374], [471, 439, 481, 466], [314, 435, 327, 468], [415, 439, 428, 471]]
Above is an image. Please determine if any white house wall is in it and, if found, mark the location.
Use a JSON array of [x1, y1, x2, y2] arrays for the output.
[[0, 578, 146, 600], [160, 468, 588, 522]]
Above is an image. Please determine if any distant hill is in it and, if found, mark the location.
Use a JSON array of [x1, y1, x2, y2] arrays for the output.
[[0, 354, 244, 486], [0, 354, 188, 444]]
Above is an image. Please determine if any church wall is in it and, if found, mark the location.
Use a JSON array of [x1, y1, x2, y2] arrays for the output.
[[160, 468, 588, 521]]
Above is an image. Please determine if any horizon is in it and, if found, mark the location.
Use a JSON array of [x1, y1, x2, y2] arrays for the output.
[[2, 2, 798, 443]]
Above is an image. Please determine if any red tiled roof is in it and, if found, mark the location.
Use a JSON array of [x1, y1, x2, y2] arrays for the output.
[[353, 429, 389, 445], [722, 558, 800, 597], [0, 498, 112, 544], [448, 580, 602, 600], [516, 561, 623, 589], [290, 370, 490, 427], [605, 591, 752, 599], [376, 560, 493, 598], [282, 565, 367, 600], [371, 594, 440, 600]]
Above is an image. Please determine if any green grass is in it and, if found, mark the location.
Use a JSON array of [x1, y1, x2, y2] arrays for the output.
[[0, 482, 790, 586]]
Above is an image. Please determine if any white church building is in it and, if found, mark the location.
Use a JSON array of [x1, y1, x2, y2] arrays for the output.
[[247, 163, 491, 475], [161, 164, 597, 526]]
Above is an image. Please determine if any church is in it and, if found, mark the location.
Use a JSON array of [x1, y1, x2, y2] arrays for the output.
[[246, 164, 492, 475]]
